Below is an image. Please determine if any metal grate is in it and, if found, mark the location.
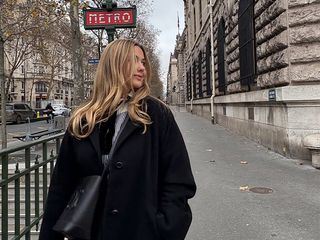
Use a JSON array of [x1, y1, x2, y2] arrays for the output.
[[248, 107, 254, 120], [0, 133, 64, 240]]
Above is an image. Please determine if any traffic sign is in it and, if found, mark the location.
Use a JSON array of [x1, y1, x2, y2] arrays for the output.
[[88, 59, 99, 64]]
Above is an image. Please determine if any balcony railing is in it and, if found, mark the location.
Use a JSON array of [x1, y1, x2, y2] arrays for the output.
[[0, 132, 64, 240]]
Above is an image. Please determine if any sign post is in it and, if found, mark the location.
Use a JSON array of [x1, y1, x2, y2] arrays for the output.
[[83, 0, 137, 43]]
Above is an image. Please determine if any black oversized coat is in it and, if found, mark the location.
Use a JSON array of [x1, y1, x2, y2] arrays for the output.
[[39, 97, 196, 240]]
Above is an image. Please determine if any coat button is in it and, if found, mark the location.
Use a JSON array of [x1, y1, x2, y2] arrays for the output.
[[111, 209, 119, 215], [115, 161, 123, 169]]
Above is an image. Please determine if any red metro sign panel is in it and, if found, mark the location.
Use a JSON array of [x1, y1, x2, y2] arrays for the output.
[[83, 8, 137, 30]]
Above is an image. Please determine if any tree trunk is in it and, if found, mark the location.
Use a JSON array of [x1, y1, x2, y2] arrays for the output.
[[5, 71, 13, 98], [29, 78, 35, 105], [46, 66, 55, 100], [70, 1, 84, 106], [0, 27, 7, 149]]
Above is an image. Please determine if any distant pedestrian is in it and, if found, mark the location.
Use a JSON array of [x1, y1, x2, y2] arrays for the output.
[[39, 39, 196, 240], [45, 103, 54, 123]]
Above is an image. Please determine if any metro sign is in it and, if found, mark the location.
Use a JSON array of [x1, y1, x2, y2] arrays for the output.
[[83, 7, 137, 30]]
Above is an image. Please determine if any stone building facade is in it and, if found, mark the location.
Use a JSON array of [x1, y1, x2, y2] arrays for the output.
[[5, 56, 74, 108], [166, 54, 178, 104], [182, 0, 320, 160], [169, 32, 188, 106]]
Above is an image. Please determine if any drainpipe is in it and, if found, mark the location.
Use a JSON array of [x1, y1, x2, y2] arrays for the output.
[[209, 0, 216, 124]]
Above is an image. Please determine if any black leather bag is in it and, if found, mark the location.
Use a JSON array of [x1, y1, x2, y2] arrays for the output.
[[52, 175, 102, 240]]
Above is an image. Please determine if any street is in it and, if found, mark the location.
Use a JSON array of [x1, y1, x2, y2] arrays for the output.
[[1, 108, 320, 240], [0, 120, 55, 147], [170, 108, 320, 240]]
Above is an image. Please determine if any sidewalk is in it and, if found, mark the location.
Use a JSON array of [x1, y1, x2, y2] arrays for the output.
[[171, 107, 320, 240]]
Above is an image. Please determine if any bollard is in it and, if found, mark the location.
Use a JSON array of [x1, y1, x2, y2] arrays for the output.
[[25, 118, 32, 142]]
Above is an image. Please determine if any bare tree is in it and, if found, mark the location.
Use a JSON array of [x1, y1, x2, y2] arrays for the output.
[[82, 0, 163, 97], [4, 34, 34, 99], [0, 0, 6, 148], [82, 33, 99, 98], [69, 0, 84, 106], [88, 0, 153, 56], [0, 0, 36, 148]]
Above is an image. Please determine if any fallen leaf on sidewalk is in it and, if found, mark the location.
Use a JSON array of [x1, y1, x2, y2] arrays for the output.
[[239, 185, 250, 192], [240, 161, 248, 164], [295, 161, 303, 165], [205, 149, 213, 152]]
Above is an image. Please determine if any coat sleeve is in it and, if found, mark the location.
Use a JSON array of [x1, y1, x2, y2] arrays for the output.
[[39, 131, 79, 240], [156, 107, 196, 240]]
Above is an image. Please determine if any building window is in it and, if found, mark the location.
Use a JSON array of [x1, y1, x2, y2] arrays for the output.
[[198, 51, 203, 98], [10, 80, 15, 92], [192, 62, 197, 98], [217, 18, 226, 94], [199, 0, 202, 28], [39, 66, 45, 74], [187, 68, 192, 101], [239, 0, 256, 89], [193, 7, 196, 40], [205, 39, 212, 96], [35, 82, 47, 93]]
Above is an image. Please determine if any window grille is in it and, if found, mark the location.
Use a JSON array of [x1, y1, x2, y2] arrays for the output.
[[198, 51, 203, 98], [193, 7, 197, 40], [187, 68, 192, 101], [192, 62, 197, 98], [217, 18, 226, 94], [239, 0, 256, 89], [205, 39, 212, 96], [199, 0, 202, 27]]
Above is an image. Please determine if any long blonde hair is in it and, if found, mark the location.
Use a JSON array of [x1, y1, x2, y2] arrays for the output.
[[69, 39, 152, 138]]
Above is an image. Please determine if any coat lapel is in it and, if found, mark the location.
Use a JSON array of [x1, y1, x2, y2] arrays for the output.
[[88, 118, 141, 160], [89, 125, 101, 160], [112, 118, 141, 156]]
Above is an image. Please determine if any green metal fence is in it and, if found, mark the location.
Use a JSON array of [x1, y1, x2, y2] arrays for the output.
[[0, 133, 64, 240]]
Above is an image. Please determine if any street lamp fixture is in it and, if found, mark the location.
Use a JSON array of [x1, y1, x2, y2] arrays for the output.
[[102, 0, 117, 11]]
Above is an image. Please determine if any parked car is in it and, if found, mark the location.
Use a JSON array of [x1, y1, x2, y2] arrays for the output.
[[5, 103, 36, 123], [51, 104, 71, 117]]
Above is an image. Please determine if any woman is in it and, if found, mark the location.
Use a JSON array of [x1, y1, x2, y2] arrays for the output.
[[39, 39, 196, 240]]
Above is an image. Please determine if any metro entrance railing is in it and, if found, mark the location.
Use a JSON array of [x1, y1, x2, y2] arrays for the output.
[[0, 132, 64, 240]]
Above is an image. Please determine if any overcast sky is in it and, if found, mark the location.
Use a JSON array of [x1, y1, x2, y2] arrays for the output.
[[147, 0, 185, 80]]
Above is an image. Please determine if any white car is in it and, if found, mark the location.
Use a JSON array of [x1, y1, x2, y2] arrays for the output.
[[51, 104, 71, 117]]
